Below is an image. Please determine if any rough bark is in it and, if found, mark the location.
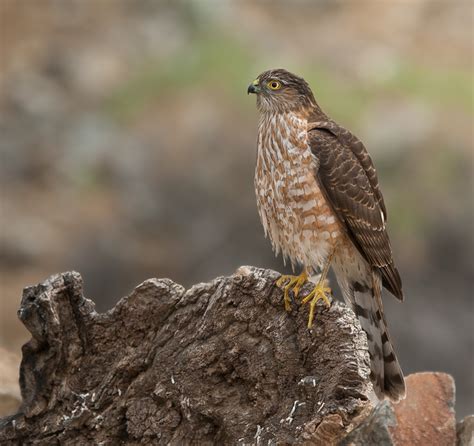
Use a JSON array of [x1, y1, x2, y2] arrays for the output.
[[0, 266, 375, 445]]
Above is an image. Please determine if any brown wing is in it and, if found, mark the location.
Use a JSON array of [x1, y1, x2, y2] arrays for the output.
[[308, 122, 403, 301], [309, 120, 387, 219]]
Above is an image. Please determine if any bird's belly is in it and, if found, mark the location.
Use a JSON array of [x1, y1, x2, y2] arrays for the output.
[[255, 160, 343, 269]]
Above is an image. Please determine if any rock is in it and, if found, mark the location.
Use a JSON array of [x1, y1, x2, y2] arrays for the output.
[[340, 401, 396, 446], [390, 372, 456, 446], [0, 267, 374, 445], [340, 372, 462, 445], [457, 415, 474, 446]]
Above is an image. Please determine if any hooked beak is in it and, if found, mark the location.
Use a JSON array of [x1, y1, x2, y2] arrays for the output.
[[247, 79, 260, 94]]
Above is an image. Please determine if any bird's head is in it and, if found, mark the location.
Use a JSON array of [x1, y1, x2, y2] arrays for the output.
[[247, 69, 317, 113]]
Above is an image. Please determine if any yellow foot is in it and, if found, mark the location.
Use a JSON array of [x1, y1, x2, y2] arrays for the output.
[[275, 271, 308, 312], [301, 282, 332, 328]]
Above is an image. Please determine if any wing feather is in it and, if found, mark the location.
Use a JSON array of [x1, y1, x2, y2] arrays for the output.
[[308, 121, 403, 300]]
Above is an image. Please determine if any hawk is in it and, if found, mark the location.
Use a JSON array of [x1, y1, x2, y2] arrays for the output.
[[248, 69, 405, 401]]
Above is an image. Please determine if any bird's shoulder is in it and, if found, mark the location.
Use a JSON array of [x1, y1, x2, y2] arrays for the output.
[[306, 118, 388, 221]]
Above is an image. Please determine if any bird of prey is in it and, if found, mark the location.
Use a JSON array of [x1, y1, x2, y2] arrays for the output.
[[248, 69, 405, 401]]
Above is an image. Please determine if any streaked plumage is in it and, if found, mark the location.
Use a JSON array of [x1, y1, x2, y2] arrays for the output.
[[249, 68, 405, 401]]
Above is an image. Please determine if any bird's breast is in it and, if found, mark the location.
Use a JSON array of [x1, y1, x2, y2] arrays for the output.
[[254, 112, 343, 267]]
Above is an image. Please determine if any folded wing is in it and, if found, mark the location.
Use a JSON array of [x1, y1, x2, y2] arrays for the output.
[[308, 121, 403, 301]]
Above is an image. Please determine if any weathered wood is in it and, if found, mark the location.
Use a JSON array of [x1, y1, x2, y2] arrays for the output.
[[0, 266, 376, 445]]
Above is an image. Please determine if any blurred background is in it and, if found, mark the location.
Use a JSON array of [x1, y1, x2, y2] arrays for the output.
[[0, 0, 472, 417]]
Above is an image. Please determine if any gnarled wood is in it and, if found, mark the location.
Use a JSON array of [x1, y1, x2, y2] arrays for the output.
[[0, 266, 375, 445]]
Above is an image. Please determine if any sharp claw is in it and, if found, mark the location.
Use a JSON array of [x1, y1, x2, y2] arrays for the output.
[[292, 282, 304, 299], [301, 283, 332, 328], [275, 268, 333, 327], [275, 272, 308, 312]]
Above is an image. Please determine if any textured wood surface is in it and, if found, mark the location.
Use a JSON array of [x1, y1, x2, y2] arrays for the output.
[[0, 266, 376, 445]]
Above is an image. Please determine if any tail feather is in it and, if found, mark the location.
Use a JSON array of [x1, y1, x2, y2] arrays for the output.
[[348, 273, 405, 401], [373, 273, 406, 401]]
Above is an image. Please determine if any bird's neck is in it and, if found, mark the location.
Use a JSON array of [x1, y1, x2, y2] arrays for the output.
[[258, 106, 316, 136], [258, 110, 304, 131], [257, 111, 309, 161], [258, 104, 326, 127]]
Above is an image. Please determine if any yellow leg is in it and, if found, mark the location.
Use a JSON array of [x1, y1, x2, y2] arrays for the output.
[[275, 270, 308, 312], [301, 255, 334, 328]]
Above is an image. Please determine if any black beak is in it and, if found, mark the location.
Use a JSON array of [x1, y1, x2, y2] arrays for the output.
[[247, 84, 258, 95]]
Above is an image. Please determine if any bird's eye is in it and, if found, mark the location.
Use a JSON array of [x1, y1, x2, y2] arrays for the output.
[[267, 80, 281, 90]]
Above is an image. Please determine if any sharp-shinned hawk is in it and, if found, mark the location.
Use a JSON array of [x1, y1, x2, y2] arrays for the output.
[[248, 69, 405, 401]]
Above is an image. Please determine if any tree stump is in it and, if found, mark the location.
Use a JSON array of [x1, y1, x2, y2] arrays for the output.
[[0, 266, 375, 445]]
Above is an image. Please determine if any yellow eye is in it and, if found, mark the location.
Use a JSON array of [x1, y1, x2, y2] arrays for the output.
[[267, 80, 281, 90]]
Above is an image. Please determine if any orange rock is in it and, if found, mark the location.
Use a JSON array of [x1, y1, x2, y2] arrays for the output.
[[390, 372, 456, 446]]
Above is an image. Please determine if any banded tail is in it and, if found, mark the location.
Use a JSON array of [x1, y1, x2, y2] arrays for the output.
[[337, 268, 406, 401]]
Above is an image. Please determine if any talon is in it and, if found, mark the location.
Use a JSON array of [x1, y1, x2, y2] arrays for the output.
[[301, 282, 332, 328], [275, 270, 308, 311]]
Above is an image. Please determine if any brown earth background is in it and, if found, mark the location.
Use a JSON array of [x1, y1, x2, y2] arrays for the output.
[[0, 0, 473, 418]]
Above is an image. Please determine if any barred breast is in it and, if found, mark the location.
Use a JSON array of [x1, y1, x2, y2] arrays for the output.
[[254, 111, 344, 270]]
